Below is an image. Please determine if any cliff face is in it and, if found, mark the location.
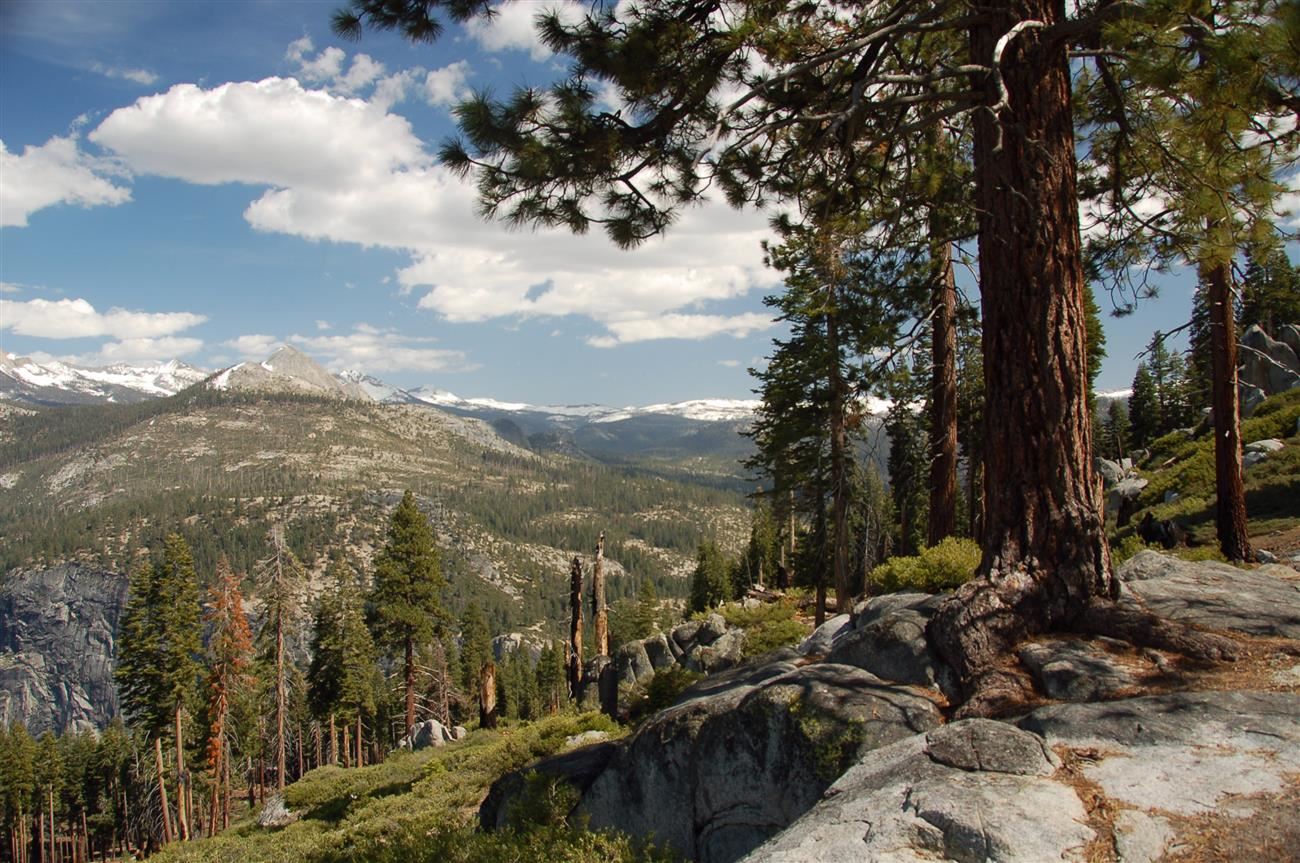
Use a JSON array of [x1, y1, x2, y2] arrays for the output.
[[0, 564, 128, 734]]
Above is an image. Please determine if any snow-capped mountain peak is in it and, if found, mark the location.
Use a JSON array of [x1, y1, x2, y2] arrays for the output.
[[1, 353, 209, 404]]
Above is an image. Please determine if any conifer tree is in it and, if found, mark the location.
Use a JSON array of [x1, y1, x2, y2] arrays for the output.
[[203, 557, 252, 831], [1076, 4, 1298, 561], [1241, 245, 1300, 333], [308, 559, 377, 766], [1, 723, 36, 863], [687, 541, 732, 615], [253, 528, 305, 792], [369, 490, 446, 737], [115, 534, 201, 843], [457, 602, 491, 706], [1102, 400, 1131, 463], [1128, 364, 1161, 451]]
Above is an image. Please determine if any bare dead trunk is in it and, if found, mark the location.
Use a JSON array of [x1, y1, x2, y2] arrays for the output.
[[592, 532, 608, 656], [1204, 257, 1253, 562], [567, 556, 584, 699], [329, 713, 337, 766], [153, 737, 172, 846], [479, 662, 498, 730], [928, 236, 959, 546], [404, 636, 416, 738], [355, 714, 363, 768], [341, 725, 351, 769]]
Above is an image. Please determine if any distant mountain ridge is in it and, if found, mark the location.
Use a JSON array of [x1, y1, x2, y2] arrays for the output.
[[0, 354, 208, 405], [2, 346, 761, 422]]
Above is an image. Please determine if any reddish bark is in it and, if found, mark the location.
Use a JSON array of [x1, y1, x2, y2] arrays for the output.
[[928, 238, 959, 546], [929, 0, 1116, 714], [1204, 258, 1253, 561]]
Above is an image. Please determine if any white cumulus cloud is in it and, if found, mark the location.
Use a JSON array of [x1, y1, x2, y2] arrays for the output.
[[82, 70, 778, 347], [221, 333, 281, 358], [587, 313, 774, 348], [289, 327, 477, 373], [75, 336, 204, 366], [91, 63, 160, 86], [0, 136, 131, 227], [465, 1, 586, 61], [424, 61, 471, 108], [0, 297, 205, 339], [89, 78, 427, 189]]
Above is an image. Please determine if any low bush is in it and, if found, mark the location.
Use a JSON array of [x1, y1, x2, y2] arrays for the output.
[[719, 600, 810, 658], [867, 537, 982, 594]]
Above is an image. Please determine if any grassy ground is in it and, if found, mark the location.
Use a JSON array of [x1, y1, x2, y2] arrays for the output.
[[153, 713, 673, 863], [1112, 389, 1300, 557]]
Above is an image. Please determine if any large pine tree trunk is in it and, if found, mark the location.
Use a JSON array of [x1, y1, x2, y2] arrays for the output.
[[929, 1, 1237, 715], [929, 0, 1114, 713], [1204, 258, 1253, 561], [928, 236, 959, 546]]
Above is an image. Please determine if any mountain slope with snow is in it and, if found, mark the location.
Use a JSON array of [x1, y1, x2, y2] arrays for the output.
[[1, 354, 208, 405]]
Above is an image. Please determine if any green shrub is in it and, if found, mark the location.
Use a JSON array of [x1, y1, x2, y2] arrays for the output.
[[867, 536, 981, 594], [719, 600, 811, 657], [626, 666, 703, 724]]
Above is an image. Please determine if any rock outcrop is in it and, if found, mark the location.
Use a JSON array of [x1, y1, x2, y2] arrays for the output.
[[745, 691, 1300, 863], [0, 564, 128, 734], [484, 551, 1300, 862]]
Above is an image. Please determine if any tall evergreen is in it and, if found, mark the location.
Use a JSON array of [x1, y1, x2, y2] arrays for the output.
[[456, 603, 491, 706], [687, 541, 731, 615], [253, 529, 305, 792], [1128, 364, 1161, 451], [203, 557, 252, 832], [369, 490, 446, 737], [307, 559, 377, 764], [115, 533, 201, 842], [1101, 401, 1131, 463], [1241, 245, 1300, 334]]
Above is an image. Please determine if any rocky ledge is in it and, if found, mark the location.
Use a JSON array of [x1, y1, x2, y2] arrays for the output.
[[483, 550, 1300, 862]]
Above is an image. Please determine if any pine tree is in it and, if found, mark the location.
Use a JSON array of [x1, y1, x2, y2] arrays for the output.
[[115, 534, 201, 843], [1241, 245, 1300, 334], [307, 559, 377, 766], [203, 557, 252, 832], [747, 220, 920, 616], [369, 490, 446, 738], [886, 366, 930, 557], [687, 541, 732, 615], [1128, 364, 1161, 451], [456, 603, 491, 705], [1102, 401, 1131, 463], [253, 528, 305, 792], [0, 723, 37, 863]]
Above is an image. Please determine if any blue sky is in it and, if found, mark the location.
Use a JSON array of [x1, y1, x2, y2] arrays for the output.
[[0, 0, 1259, 404]]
